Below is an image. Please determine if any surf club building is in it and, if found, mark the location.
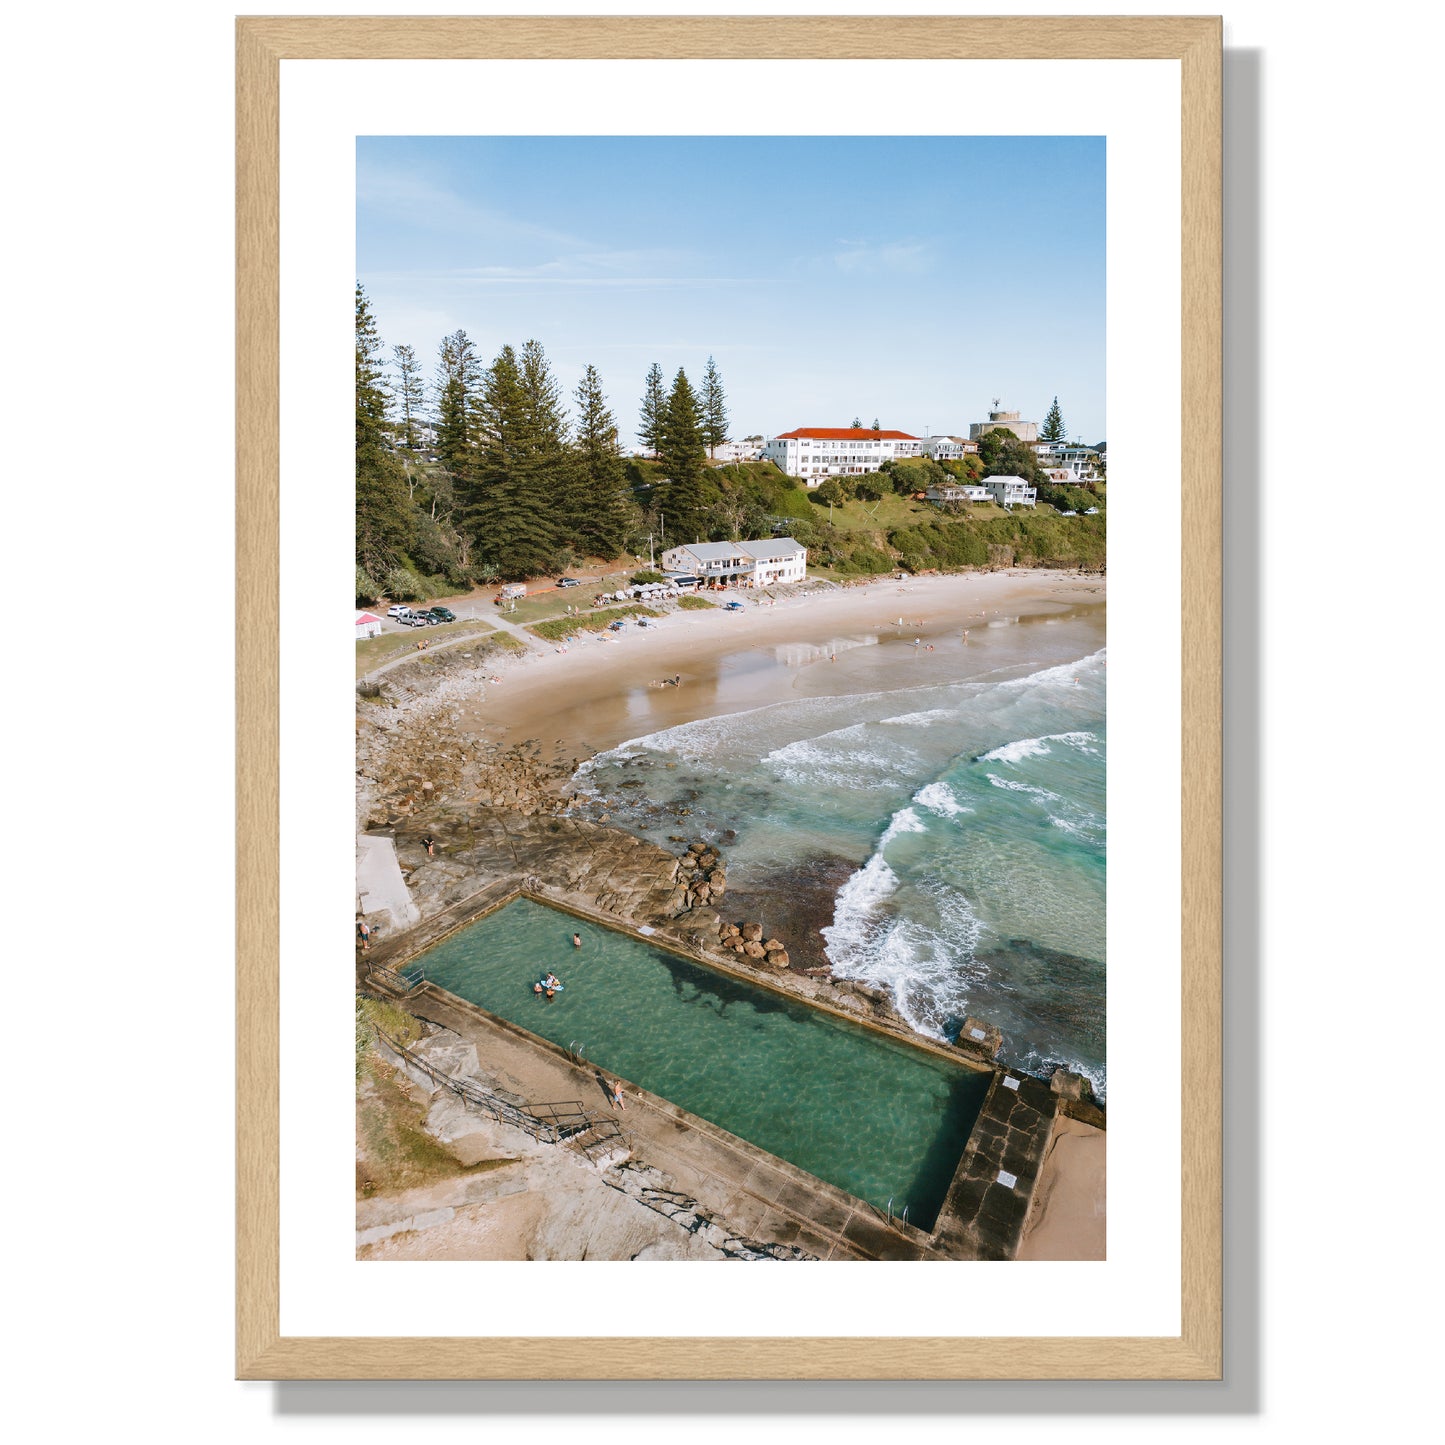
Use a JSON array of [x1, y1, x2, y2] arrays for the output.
[[660, 538, 808, 588], [762, 427, 923, 486]]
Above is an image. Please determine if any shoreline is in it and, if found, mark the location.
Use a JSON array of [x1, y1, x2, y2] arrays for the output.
[[428, 569, 1105, 765]]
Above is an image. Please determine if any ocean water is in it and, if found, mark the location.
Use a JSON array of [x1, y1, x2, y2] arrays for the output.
[[572, 635, 1107, 1097]]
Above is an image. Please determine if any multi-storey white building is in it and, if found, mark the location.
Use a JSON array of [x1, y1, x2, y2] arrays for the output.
[[710, 438, 766, 463], [919, 435, 978, 461], [763, 427, 922, 486], [660, 538, 807, 587], [983, 476, 1037, 508], [1032, 441, 1103, 483]]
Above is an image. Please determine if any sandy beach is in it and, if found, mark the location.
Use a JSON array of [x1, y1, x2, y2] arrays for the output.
[[430, 570, 1105, 763]]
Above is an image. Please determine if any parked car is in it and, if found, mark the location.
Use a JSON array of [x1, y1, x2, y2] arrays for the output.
[[386, 604, 413, 620], [557, 577, 582, 588], [426, 606, 457, 622], [401, 612, 433, 627]]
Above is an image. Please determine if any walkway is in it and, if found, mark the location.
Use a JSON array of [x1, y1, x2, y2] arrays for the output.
[[355, 834, 420, 933]]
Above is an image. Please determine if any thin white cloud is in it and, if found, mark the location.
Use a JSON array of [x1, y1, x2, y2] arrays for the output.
[[829, 239, 935, 275]]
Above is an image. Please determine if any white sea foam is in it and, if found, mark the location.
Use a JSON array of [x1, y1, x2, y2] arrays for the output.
[[820, 805, 989, 1037], [978, 730, 1100, 764], [764, 724, 924, 789], [877, 706, 959, 728], [1014, 1048, 1108, 1103], [998, 647, 1108, 690], [987, 775, 1066, 802], [914, 781, 972, 818], [880, 805, 928, 842]]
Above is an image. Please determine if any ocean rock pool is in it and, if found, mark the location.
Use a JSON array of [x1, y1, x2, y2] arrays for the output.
[[411, 897, 993, 1230]]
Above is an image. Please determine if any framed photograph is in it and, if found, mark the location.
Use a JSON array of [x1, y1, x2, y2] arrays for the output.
[[237, 15, 1221, 1380]]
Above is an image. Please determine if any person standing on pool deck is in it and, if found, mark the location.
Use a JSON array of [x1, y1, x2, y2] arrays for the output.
[[609, 1080, 626, 1110], [356, 919, 371, 951]]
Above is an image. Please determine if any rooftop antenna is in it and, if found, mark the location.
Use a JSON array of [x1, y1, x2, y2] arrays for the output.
[[992, 396, 1001, 409]]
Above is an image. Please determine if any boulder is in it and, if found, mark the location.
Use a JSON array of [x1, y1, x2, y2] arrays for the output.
[[954, 1016, 1003, 1061], [1049, 1068, 1094, 1102], [763, 938, 784, 952], [688, 842, 708, 855], [743, 941, 767, 959], [769, 951, 791, 969], [741, 922, 764, 942], [679, 907, 722, 938]]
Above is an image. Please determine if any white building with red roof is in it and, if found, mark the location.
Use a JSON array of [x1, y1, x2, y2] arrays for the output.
[[355, 610, 384, 640], [762, 427, 922, 486]]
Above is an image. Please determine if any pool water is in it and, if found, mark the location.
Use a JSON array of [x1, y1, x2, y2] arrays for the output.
[[413, 898, 992, 1229]]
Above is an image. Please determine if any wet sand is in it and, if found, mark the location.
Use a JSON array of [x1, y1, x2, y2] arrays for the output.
[[443, 571, 1106, 762]]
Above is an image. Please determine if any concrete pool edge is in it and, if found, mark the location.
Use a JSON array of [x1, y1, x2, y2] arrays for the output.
[[365, 883, 1070, 1259]]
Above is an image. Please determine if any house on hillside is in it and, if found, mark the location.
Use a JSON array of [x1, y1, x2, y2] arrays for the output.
[[762, 427, 922, 486], [1032, 441, 1103, 483], [920, 435, 978, 460], [925, 483, 990, 504], [711, 439, 766, 462], [982, 476, 1038, 508], [660, 537, 807, 587]]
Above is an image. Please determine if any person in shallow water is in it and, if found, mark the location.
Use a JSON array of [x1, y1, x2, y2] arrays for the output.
[[572, 933, 582, 948]]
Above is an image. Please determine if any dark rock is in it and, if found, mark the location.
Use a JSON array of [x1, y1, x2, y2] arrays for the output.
[[1049, 1068, 1093, 1102], [955, 1016, 1004, 1061]]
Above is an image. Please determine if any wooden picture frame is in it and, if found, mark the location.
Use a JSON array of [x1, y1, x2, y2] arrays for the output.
[[237, 14, 1221, 1381]]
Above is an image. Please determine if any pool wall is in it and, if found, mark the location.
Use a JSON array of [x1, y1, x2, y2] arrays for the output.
[[364, 878, 1071, 1259]]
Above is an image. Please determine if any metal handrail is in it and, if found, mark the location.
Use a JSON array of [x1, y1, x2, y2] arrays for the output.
[[373, 1029, 619, 1149]]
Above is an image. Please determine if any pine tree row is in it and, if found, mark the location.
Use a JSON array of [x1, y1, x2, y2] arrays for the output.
[[357, 284, 736, 595]]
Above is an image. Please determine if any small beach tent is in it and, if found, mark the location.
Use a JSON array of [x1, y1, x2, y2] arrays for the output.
[[355, 610, 383, 640]]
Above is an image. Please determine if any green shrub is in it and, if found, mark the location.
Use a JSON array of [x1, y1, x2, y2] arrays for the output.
[[630, 570, 666, 584], [529, 606, 661, 641], [677, 596, 716, 610], [382, 565, 430, 602], [355, 566, 382, 605]]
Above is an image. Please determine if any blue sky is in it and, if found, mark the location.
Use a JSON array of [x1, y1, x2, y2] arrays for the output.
[[358, 136, 1105, 448]]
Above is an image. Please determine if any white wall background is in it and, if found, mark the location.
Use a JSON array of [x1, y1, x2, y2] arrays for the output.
[[5, 1, 1438, 1440]]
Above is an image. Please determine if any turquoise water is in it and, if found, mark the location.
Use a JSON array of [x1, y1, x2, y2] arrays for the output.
[[415, 898, 993, 1228], [575, 621, 1108, 1097]]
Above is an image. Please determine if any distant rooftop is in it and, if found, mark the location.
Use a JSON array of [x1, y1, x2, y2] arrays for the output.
[[773, 427, 919, 441]]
